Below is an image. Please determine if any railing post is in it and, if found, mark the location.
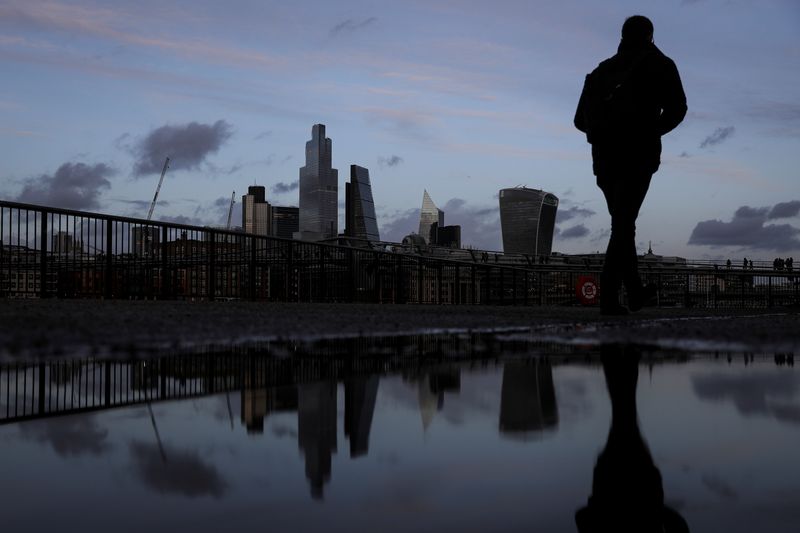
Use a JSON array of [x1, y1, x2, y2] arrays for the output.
[[160, 225, 169, 299], [768, 276, 773, 307], [249, 236, 257, 300], [105, 218, 113, 299], [286, 240, 294, 302], [39, 209, 48, 298], [319, 248, 326, 302], [471, 265, 476, 305], [207, 229, 216, 301], [348, 248, 355, 302], [454, 264, 460, 305], [104, 362, 111, 406], [437, 264, 443, 304]]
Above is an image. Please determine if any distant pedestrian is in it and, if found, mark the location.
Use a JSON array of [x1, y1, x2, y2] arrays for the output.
[[574, 15, 686, 315], [749, 260, 753, 270], [744, 257, 749, 270], [726, 259, 731, 269]]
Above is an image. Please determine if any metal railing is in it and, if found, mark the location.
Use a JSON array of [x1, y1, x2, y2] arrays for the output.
[[1, 200, 798, 307]]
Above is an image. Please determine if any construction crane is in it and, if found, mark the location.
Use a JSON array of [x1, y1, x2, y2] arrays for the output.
[[226, 190, 235, 230], [147, 157, 170, 221]]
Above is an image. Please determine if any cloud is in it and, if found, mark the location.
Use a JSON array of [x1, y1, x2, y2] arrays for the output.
[[330, 17, 377, 37], [129, 441, 227, 498], [16, 162, 114, 209], [271, 181, 298, 195], [380, 208, 419, 243], [131, 120, 233, 177], [688, 203, 800, 251], [559, 224, 590, 239], [20, 415, 111, 457], [699, 126, 735, 149], [556, 206, 596, 223], [768, 201, 800, 220], [378, 155, 404, 168], [254, 130, 272, 141]]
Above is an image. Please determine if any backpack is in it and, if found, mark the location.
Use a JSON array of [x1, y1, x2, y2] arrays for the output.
[[580, 51, 649, 144]]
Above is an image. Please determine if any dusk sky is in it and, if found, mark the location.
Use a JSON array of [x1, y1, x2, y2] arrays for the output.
[[1, 0, 799, 259]]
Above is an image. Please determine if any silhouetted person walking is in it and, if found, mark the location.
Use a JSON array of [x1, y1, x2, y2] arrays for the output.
[[575, 16, 687, 315]]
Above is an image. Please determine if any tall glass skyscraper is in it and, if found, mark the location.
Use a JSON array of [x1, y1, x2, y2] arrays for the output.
[[296, 124, 338, 241], [344, 165, 380, 241], [499, 187, 559, 256], [242, 185, 271, 236], [418, 190, 444, 244]]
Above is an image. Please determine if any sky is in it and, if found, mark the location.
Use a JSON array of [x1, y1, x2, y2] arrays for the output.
[[1, 0, 799, 259]]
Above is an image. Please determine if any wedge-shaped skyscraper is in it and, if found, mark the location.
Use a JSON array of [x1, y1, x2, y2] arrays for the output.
[[344, 165, 380, 241], [499, 187, 558, 256], [296, 124, 338, 241], [418, 190, 444, 244]]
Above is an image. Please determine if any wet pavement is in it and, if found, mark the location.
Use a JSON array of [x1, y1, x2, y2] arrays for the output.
[[1, 301, 799, 532], [0, 300, 798, 359]]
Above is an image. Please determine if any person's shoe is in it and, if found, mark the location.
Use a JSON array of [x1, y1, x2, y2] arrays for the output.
[[629, 283, 658, 312], [600, 304, 630, 316]]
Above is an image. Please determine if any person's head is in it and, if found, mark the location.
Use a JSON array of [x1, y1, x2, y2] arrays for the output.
[[621, 15, 654, 46]]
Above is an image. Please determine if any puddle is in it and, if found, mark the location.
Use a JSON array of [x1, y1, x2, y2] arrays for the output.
[[1, 334, 797, 532]]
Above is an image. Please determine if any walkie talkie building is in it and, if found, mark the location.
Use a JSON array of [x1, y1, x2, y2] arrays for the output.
[[296, 124, 338, 241], [499, 187, 559, 256]]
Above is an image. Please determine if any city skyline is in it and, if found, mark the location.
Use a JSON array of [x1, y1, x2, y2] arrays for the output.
[[1, 1, 799, 259]]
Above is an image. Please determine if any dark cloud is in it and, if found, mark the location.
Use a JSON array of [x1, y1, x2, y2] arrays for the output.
[[378, 155, 404, 168], [688, 203, 800, 251], [20, 415, 111, 457], [130, 441, 227, 498], [699, 126, 735, 149], [768, 200, 800, 220], [330, 17, 377, 37], [116, 199, 169, 210], [559, 224, 590, 239], [692, 371, 800, 425], [556, 206, 596, 223], [380, 208, 419, 243], [17, 162, 114, 209], [157, 214, 204, 226], [271, 181, 299, 195], [132, 120, 233, 177]]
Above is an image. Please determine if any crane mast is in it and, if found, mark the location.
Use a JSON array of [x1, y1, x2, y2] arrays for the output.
[[147, 157, 170, 221], [226, 191, 235, 230]]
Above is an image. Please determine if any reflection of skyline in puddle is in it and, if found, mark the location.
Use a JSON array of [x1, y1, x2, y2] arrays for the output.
[[0, 336, 798, 532]]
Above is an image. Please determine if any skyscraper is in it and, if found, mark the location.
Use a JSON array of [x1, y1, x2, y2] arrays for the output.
[[296, 124, 338, 241], [344, 165, 380, 241], [270, 206, 299, 239], [499, 187, 559, 256], [419, 190, 444, 244], [242, 185, 271, 236]]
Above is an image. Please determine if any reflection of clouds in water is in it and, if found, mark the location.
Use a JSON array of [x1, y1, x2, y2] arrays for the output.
[[702, 474, 739, 501], [129, 441, 227, 498], [20, 415, 111, 457], [271, 423, 298, 440], [692, 371, 800, 424]]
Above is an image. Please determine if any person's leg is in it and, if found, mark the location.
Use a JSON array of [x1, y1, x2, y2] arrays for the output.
[[598, 173, 652, 311]]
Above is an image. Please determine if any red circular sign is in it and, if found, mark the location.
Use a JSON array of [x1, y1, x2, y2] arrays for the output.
[[576, 275, 599, 305]]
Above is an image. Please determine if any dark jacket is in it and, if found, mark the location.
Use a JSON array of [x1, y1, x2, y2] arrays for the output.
[[575, 42, 687, 176]]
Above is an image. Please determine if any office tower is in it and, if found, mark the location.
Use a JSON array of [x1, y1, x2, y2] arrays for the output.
[[499, 361, 558, 438], [296, 124, 338, 241], [419, 190, 444, 244], [344, 376, 379, 458], [242, 185, 271, 236], [132, 226, 160, 256], [344, 165, 380, 241], [435, 225, 461, 248], [241, 385, 299, 434], [499, 187, 559, 256], [271, 206, 299, 239], [298, 381, 337, 499]]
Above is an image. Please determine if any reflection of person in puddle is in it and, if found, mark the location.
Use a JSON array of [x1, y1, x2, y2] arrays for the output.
[[575, 346, 689, 532]]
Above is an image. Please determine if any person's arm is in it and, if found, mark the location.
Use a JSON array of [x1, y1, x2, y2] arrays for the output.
[[657, 59, 687, 136], [574, 74, 590, 134]]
